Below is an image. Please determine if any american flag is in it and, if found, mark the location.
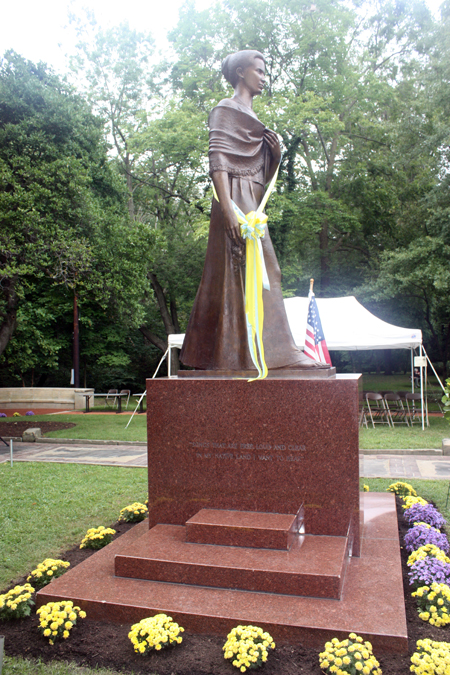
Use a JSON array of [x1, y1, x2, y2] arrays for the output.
[[304, 291, 332, 365]]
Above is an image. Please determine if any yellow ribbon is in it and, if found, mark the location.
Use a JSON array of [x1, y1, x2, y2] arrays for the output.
[[212, 166, 279, 381]]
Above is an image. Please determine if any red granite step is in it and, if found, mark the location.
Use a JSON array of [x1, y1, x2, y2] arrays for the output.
[[114, 524, 349, 599], [185, 508, 303, 550], [36, 494, 408, 653]]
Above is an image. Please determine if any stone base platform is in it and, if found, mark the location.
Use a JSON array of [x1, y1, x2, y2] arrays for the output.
[[177, 368, 336, 379], [36, 493, 407, 652], [114, 524, 349, 600]]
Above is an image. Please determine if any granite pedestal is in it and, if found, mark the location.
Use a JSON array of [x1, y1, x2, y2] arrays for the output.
[[145, 375, 361, 556], [36, 375, 407, 651]]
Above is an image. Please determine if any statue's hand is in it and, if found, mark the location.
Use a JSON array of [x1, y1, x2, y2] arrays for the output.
[[264, 128, 281, 163], [223, 207, 243, 245]]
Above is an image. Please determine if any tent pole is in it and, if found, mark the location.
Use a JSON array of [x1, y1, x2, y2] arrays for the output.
[[422, 346, 446, 393], [420, 344, 425, 430], [411, 348, 414, 393]]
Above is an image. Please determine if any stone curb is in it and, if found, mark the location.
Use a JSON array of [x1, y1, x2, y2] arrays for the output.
[[1, 437, 147, 446], [360, 448, 442, 455]]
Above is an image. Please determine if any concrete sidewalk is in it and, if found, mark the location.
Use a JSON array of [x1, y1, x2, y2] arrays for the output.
[[0, 439, 147, 467], [2, 438, 450, 479]]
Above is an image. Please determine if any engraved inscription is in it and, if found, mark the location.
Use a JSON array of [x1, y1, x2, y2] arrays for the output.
[[190, 440, 305, 463]]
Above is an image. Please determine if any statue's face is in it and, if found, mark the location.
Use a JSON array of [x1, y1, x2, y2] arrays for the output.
[[239, 57, 266, 96]]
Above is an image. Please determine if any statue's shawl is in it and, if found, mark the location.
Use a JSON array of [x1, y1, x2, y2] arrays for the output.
[[208, 98, 268, 178]]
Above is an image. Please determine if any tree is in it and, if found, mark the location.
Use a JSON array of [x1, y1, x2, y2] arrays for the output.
[[71, 24, 210, 373], [0, 51, 146, 375]]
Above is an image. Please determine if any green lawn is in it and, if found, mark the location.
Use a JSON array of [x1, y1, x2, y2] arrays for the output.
[[360, 415, 449, 449], [0, 413, 147, 442], [0, 462, 147, 589], [2, 657, 126, 675]]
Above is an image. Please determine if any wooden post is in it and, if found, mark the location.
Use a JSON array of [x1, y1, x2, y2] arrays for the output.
[[73, 293, 80, 388]]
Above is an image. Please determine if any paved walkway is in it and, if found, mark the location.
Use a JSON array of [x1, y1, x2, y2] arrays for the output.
[[2, 439, 450, 479], [0, 440, 147, 467]]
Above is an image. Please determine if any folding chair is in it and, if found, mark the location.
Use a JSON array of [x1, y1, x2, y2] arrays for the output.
[[120, 389, 131, 410], [404, 392, 422, 425], [365, 392, 391, 428], [105, 389, 118, 407], [358, 391, 368, 428], [383, 392, 409, 427]]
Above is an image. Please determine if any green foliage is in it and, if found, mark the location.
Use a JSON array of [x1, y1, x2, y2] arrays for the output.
[[441, 378, 450, 424]]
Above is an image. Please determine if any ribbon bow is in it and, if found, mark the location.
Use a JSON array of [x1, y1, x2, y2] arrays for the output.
[[212, 166, 279, 381]]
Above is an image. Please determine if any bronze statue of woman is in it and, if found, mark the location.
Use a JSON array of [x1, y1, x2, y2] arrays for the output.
[[180, 49, 325, 371]]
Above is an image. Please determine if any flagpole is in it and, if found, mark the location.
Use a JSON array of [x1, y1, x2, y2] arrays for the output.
[[310, 278, 314, 294]]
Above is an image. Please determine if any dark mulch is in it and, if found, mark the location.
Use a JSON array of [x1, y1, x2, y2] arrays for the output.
[[2, 501, 450, 674], [0, 420, 76, 436]]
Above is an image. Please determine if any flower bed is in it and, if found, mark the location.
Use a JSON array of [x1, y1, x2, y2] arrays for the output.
[[0, 498, 449, 674]]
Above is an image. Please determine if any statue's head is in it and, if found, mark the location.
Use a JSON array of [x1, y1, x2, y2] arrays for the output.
[[222, 50, 266, 88]]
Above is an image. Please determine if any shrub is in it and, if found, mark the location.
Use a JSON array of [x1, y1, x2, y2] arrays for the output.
[[404, 524, 449, 554], [407, 545, 450, 566], [128, 614, 184, 654], [409, 557, 450, 587], [401, 496, 428, 510], [387, 481, 417, 496], [412, 583, 450, 627], [27, 559, 70, 590], [0, 584, 35, 620], [37, 600, 86, 644], [80, 526, 116, 550], [411, 638, 450, 674], [319, 633, 382, 674], [404, 504, 447, 530], [223, 625, 275, 672], [119, 502, 148, 523]]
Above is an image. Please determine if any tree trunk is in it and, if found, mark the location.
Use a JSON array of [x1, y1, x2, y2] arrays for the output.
[[0, 278, 18, 358]]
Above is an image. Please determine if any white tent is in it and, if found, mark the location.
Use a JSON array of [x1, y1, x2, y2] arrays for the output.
[[129, 296, 437, 431], [283, 296, 422, 350]]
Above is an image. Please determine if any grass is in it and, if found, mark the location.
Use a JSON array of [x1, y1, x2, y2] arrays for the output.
[[360, 415, 449, 449], [0, 413, 147, 442], [0, 462, 147, 590], [2, 657, 127, 675]]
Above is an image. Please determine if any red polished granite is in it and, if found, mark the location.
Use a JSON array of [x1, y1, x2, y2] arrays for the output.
[[185, 508, 302, 550], [36, 493, 407, 652], [146, 376, 361, 556], [114, 523, 348, 599]]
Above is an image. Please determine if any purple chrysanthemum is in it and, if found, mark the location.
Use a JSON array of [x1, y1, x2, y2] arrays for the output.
[[409, 556, 450, 586], [404, 524, 450, 553], [25, 411, 34, 416], [0, 412, 6, 418], [404, 503, 447, 529]]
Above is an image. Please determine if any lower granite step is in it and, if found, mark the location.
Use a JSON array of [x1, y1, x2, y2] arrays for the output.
[[114, 523, 349, 599]]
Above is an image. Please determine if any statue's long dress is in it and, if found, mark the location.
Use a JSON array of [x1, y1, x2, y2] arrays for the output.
[[180, 98, 305, 371]]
